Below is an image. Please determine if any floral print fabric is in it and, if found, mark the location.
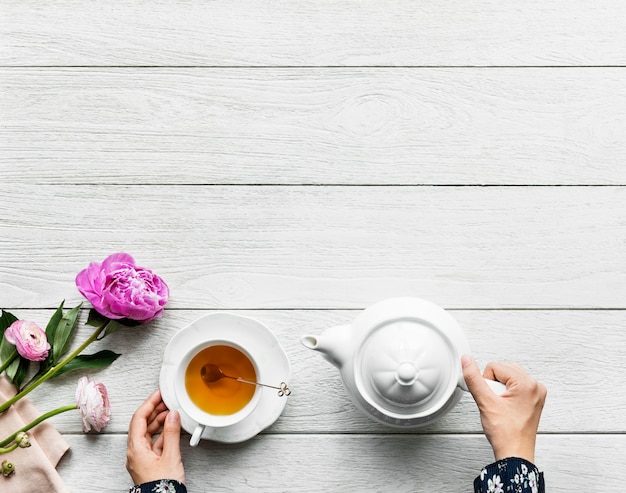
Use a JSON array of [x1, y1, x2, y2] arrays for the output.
[[130, 479, 187, 493], [474, 457, 544, 493], [128, 459, 541, 492]]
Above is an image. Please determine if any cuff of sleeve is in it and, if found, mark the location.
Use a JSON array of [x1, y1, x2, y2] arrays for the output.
[[130, 479, 187, 493], [474, 457, 544, 493]]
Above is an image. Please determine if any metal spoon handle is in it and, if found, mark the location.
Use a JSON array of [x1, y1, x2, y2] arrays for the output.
[[234, 377, 291, 396]]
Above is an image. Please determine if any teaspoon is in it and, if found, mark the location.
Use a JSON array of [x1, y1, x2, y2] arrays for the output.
[[200, 363, 291, 397]]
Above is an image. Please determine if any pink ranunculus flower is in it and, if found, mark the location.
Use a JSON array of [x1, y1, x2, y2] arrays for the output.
[[75, 253, 169, 323], [4, 320, 51, 362], [75, 376, 111, 432]]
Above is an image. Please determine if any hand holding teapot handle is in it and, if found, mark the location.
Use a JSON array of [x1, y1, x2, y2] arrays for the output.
[[461, 355, 547, 464], [459, 370, 507, 396]]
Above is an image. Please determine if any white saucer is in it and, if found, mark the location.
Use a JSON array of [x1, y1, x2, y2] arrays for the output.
[[159, 313, 291, 443]]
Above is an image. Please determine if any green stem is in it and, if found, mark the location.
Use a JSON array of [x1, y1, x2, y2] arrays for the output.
[[0, 320, 109, 414], [0, 351, 18, 374], [0, 404, 77, 448], [0, 442, 18, 454]]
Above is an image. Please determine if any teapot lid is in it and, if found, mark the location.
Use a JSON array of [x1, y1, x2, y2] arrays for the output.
[[354, 315, 459, 419]]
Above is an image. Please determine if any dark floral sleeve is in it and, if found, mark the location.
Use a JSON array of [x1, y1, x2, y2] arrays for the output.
[[129, 479, 187, 493], [474, 457, 544, 493]]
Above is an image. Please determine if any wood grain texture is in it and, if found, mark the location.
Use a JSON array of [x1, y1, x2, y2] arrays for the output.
[[2, 68, 626, 185], [57, 434, 621, 492], [1, 185, 625, 309], [2, 1, 626, 67], [9, 309, 626, 434], [2, 1, 625, 490]]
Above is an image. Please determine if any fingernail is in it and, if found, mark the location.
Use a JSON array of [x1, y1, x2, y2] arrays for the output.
[[167, 409, 180, 423], [461, 354, 473, 368]]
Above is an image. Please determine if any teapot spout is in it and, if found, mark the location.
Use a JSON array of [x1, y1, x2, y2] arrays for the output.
[[301, 324, 352, 368]]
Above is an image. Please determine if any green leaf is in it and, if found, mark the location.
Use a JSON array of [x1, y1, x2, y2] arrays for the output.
[[42, 301, 65, 370], [0, 310, 18, 334], [52, 303, 82, 363], [0, 340, 16, 366], [54, 350, 121, 377], [45, 301, 65, 348], [5, 356, 29, 389], [86, 308, 108, 328], [101, 319, 125, 338], [86, 309, 127, 339], [13, 357, 30, 389], [117, 318, 142, 328], [0, 310, 18, 365], [4, 356, 20, 381]]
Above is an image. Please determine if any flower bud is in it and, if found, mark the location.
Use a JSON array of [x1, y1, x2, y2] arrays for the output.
[[75, 376, 111, 432], [15, 432, 31, 448], [1, 460, 15, 477]]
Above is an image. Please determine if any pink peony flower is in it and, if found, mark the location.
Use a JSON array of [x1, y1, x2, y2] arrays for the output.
[[75, 253, 169, 323], [4, 320, 51, 362], [75, 376, 111, 432]]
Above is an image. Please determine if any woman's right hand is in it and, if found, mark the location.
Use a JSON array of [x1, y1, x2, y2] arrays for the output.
[[462, 355, 547, 463], [126, 389, 186, 485]]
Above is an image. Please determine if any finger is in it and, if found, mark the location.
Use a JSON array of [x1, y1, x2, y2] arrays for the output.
[[133, 389, 163, 421], [146, 409, 168, 436], [144, 404, 168, 436], [483, 361, 521, 386], [161, 409, 183, 461], [507, 360, 526, 371], [461, 355, 495, 407], [129, 389, 162, 443], [146, 401, 168, 422], [153, 427, 165, 456]]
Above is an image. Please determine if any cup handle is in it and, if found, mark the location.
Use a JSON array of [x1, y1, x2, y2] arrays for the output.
[[190, 424, 205, 447], [458, 376, 507, 396]]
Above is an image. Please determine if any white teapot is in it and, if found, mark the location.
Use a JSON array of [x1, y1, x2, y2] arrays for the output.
[[301, 297, 505, 428]]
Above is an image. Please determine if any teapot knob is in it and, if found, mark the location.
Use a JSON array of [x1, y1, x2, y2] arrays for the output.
[[395, 362, 418, 386]]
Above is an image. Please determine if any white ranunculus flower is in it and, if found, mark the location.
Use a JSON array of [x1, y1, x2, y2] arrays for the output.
[[75, 376, 111, 432]]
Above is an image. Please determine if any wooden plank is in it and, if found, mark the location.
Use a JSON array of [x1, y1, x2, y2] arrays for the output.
[[2, 2, 626, 67], [57, 433, 622, 492], [1, 185, 625, 308], [2, 68, 626, 185], [8, 309, 626, 433]]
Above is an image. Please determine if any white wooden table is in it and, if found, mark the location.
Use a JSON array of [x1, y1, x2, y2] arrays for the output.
[[1, 2, 625, 491]]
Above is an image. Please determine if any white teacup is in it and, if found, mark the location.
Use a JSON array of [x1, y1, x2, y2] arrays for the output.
[[175, 341, 262, 446], [160, 312, 291, 445]]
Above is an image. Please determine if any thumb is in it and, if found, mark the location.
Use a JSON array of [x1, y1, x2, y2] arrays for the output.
[[461, 354, 494, 407], [161, 409, 182, 459]]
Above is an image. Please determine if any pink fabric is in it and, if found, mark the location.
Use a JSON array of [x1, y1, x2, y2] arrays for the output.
[[0, 376, 70, 492]]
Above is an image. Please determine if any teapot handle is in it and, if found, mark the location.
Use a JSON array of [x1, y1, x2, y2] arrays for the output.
[[484, 378, 507, 395], [458, 377, 507, 396]]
